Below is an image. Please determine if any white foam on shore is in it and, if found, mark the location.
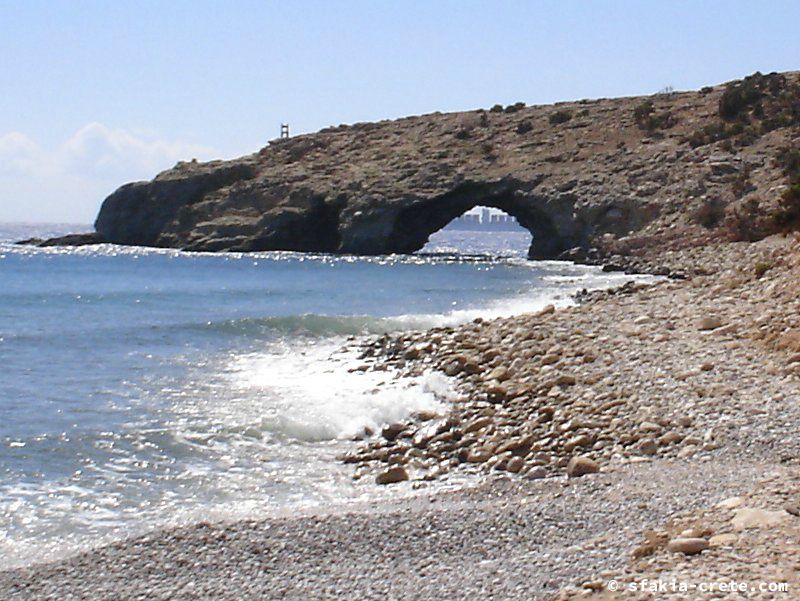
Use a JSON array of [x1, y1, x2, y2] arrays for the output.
[[0, 340, 460, 570], [211, 263, 655, 446], [389, 262, 657, 328], [220, 342, 455, 442]]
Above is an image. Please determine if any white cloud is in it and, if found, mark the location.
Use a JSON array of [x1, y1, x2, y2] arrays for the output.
[[0, 132, 45, 177], [61, 122, 211, 178], [0, 124, 215, 223]]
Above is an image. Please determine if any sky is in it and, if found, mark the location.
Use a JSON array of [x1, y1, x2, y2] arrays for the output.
[[1, 1, 798, 224]]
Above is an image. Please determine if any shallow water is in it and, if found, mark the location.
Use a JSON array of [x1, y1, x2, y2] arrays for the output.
[[0, 223, 646, 567]]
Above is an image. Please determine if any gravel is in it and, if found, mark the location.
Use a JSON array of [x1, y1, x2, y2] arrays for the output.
[[0, 459, 772, 600]]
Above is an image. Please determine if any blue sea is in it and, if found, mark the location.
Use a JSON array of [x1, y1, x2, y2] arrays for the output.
[[0, 222, 644, 567]]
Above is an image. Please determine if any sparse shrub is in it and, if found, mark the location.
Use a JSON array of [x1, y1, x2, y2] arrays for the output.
[[685, 132, 703, 148], [731, 163, 753, 198], [652, 111, 675, 129], [719, 75, 766, 121], [692, 198, 726, 228], [686, 72, 799, 149], [633, 101, 654, 126], [489, 104, 504, 113], [633, 100, 675, 131], [478, 111, 490, 127], [772, 184, 800, 231], [724, 198, 770, 242], [283, 137, 322, 162], [770, 144, 800, 231], [711, 141, 800, 238], [516, 120, 533, 134], [549, 109, 572, 125], [700, 86, 714, 95], [504, 102, 526, 114], [775, 146, 800, 176], [735, 125, 761, 147], [718, 71, 796, 125], [455, 127, 472, 140], [754, 261, 772, 278], [685, 121, 742, 148]]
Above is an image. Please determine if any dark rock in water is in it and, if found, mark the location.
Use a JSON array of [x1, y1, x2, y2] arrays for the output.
[[558, 247, 589, 262], [41, 71, 800, 261], [19, 233, 105, 247]]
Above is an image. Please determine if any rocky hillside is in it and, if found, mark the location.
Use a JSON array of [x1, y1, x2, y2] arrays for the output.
[[42, 71, 800, 261]]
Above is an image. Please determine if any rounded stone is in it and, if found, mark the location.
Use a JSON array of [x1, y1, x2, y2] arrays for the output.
[[566, 455, 600, 477], [506, 456, 525, 473], [697, 316, 723, 331], [375, 466, 409, 485], [636, 438, 658, 456], [525, 466, 548, 480], [381, 422, 406, 441], [466, 449, 492, 463], [666, 537, 709, 555]]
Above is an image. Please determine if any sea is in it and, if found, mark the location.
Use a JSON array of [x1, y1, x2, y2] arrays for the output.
[[0, 222, 647, 568]]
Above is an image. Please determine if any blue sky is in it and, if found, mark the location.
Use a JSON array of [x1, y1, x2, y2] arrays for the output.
[[1, 0, 798, 223]]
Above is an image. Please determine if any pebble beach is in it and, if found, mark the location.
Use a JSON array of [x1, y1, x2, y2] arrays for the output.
[[2, 234, 800, 599]]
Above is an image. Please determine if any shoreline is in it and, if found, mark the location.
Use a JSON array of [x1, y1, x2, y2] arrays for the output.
[[0, 459, 784, 600], [2, 235, 799, 599], [0, 247, 640, 572]]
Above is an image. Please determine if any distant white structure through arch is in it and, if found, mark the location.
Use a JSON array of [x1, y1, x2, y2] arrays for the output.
[[420, 205, 532, 257], [443, 206, 527, 232]]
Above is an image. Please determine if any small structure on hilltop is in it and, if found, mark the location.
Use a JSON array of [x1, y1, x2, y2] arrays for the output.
[[280, 124, 290, 139]]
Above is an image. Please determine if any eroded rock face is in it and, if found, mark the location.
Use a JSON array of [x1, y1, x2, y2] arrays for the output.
[[41, 72, 800, 259], [95, 170, 591, 259]]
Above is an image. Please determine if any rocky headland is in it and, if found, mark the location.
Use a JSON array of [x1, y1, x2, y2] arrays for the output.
[[30, 71, 800, 268]]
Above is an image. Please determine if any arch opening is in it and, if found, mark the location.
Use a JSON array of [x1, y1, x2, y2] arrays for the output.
[[386, 185, 574, 260], [419, 206, 532, 258]]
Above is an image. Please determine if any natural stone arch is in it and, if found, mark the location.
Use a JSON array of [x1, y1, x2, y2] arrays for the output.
[[90, 171, 651, 259], [336, 179, 585, 260]]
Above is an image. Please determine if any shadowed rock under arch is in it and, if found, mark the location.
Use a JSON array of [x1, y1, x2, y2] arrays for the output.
[[339, 179, 577, 259]]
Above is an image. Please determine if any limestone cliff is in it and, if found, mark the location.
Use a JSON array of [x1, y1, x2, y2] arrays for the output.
[[44, 71, 800, 260]]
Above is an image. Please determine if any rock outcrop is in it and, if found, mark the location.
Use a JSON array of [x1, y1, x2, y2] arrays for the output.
[[16, 233, 104, 247], [37, 71, 800, 260]]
